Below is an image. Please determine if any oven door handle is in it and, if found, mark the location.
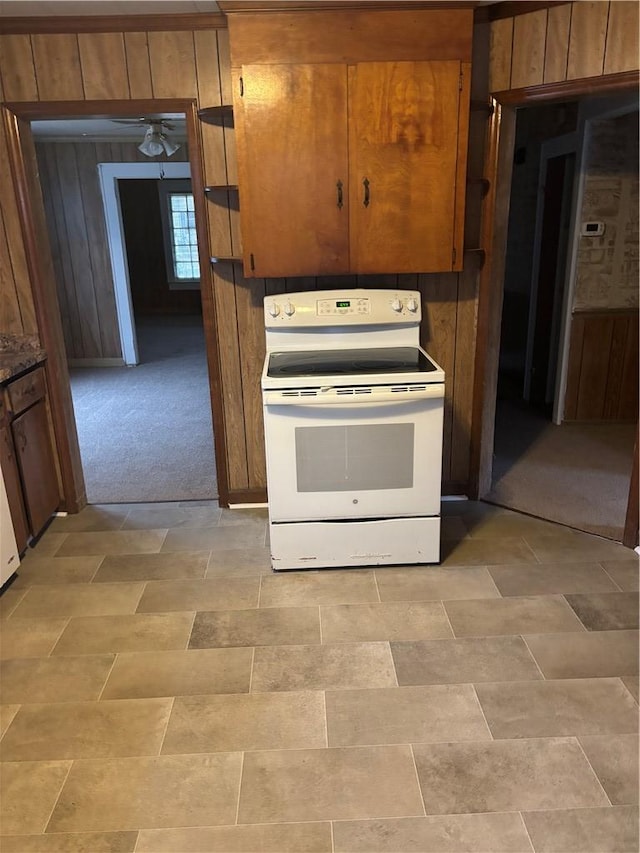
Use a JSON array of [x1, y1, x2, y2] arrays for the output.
[[263, 385, 444, 406]]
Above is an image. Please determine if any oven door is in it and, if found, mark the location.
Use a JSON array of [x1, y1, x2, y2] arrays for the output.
[[263, 384, 444, 522]]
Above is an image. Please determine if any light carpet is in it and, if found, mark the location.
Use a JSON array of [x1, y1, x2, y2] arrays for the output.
[[487, 398, 635, 541], [69, 316, 217, 504]]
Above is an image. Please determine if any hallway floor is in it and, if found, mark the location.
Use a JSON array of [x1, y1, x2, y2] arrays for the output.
[[0, 501, 638, 852]]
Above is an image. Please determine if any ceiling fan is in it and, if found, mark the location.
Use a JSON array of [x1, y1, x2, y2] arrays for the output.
[[110, 117, 181, 157]]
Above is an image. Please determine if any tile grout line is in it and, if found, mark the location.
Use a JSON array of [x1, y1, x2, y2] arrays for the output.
[[47, 617, 73, 657], [573, 736, 614, 807], [320, 688, 330, 751], [372, 570, 382, 603], [96, 652, 120, 701], [598, 561, 626, 592], [330, 818, 335, 853], [156, 696, 176, 757], [517, 810, 537, 852], [248, 646, 256, 694], [41, 757, 74, 835], [234, 751, 246, 826], [88, 555, 106, 584], [408, 743, 428, 818], [520, 634, 547, 680], [439, 599, 457, 639], [470, 683, 495, 741]]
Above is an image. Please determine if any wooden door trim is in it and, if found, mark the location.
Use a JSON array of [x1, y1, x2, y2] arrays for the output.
[[623, 425, 639, 548], [470, 70, 639, 542], [0, 14, 227, 34], [2, 98, 231, 510]]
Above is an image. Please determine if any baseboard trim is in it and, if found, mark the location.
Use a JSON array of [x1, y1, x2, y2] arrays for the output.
[[68, 358, 125, 368], [226, 488, 268, 506]]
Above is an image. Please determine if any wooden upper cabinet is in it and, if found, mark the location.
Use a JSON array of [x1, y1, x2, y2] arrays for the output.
[[235, 63, 349, 277], [234, 59, 469, 276], [227, 7, 473, 278], [348, 61, 465, 274]]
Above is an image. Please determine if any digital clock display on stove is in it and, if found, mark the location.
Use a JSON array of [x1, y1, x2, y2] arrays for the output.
[[336, 301, 350, 308]]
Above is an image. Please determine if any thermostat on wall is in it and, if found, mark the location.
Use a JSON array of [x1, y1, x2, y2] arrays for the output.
[[581, 221, 605, 236]]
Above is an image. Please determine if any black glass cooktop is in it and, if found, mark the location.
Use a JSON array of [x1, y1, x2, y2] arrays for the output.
[[267, 347, 437, 378]]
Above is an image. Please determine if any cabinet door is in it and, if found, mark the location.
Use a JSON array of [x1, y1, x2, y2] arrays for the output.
[[12, 401, 60, 538], [236, 63, 349, 277], [0, 424, 29, 554], [349, 61, 465, 273]]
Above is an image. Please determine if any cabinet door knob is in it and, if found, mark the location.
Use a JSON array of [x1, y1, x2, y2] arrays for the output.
[[336, 180, 343, 209], [363, 177, 370, 208]]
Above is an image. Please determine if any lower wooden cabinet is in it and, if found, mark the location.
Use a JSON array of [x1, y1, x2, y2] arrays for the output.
[[0, 422, 29, 554], [0, 364, 60, 551]]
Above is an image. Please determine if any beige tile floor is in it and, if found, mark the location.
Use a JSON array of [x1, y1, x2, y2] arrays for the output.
[[0, 500, 638, 852]]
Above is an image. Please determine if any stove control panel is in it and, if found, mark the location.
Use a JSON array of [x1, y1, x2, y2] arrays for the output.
[[264, 289, 422, 327]]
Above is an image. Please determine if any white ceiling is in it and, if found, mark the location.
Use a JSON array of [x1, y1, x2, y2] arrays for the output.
[[0, 1, 220, 15], [31, 114, 187, 141]]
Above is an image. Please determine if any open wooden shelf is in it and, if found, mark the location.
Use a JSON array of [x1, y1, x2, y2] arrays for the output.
[[205, 184, 239, 193], [210, 255, 242, 264], [198, 105, 233, 125]]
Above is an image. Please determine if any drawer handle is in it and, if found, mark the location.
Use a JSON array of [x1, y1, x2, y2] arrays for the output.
[[363, 177, 370, 207], [336, 179, 343, 209]]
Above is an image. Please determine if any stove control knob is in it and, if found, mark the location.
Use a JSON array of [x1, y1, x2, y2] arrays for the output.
[[391, 298, 403, 312], [283, 301, 295, 316], [406, 297, 419, 313], [267, 302, 280, 318]]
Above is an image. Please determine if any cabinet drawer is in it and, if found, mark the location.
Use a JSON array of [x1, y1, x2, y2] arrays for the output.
[[7, 367, 46, 416]]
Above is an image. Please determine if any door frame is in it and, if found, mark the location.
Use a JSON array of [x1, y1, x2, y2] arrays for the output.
[[523, 132, 576, 414], [470, 70, 639, 545], [98, 160, 193, 366], [2, 98, 230, 511]]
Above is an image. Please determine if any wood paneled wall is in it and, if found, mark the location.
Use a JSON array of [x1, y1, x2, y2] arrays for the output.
[[565, 310, 638, 421], [0, 6, 637, 503], [489, 1, 639, 92], [35, 140, 191, 360]]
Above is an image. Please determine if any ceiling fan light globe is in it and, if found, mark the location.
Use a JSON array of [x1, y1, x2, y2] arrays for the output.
[[138, 137, 165, 157]]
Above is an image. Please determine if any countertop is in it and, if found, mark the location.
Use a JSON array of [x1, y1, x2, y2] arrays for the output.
[[0, 334, 46, 384]]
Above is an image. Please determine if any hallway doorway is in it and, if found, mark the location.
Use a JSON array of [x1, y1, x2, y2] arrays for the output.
[[488, 99, 638, 541]]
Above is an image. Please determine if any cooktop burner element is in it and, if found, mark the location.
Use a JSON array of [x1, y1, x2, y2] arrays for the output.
[[267, 347, 438, 378]]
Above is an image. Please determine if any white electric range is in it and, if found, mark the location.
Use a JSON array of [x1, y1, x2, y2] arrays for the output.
[[261, 289, 445, 571]]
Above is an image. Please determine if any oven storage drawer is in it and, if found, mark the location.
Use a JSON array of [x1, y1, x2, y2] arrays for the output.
[[269, 516, 441, 570]]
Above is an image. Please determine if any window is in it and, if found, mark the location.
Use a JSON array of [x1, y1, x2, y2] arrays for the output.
[[158, 179, 201, 289]]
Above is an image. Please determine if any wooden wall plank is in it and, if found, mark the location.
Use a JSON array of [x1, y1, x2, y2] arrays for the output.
[[564, 315, 584, 420], [78, 32, 130, 100], [0, 34, 38, 100], [488, 16, 513, 92], [510, 9, 547, 89], [123, 32, 153, 99], [618, 317, 639, 420], [218, 28, 234, 104], [53, 145, 102, 358], [36, 145, 75, 356], [31, 33, 84, 100], [207, 191, 233, 257], [212, 261, 249, 490], [0, 206, 24, 334], [194, 29, 222, 107], [148, 30, 198, 98], [0, 125, 37, 334], [567, 1, 609, 81], [604, 315, 629, 419], [604, 0, 640, 75], [450, 266, 476, 486], [544, 3, 571, 83], [419, 272, 458, 483], [74, 143, 121, 357], [235, 273, 267, 488], [575, 316, 613, 420]]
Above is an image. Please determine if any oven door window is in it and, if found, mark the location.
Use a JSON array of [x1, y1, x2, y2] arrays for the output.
[[295, 424, 414, 492]]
